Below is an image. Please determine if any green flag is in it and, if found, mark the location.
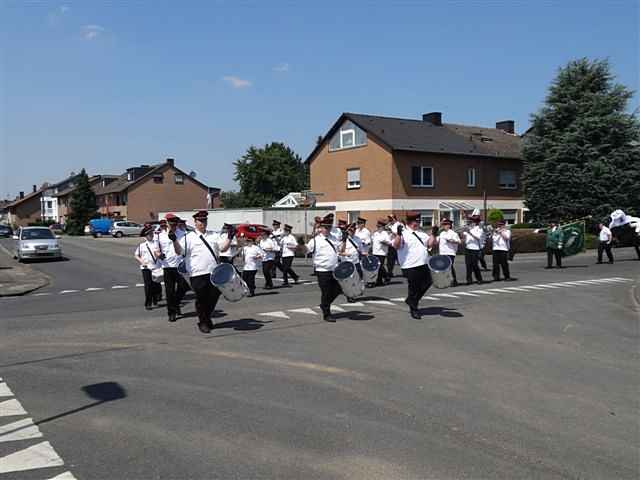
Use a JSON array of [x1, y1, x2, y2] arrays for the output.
[[561, 221, 586, 257]]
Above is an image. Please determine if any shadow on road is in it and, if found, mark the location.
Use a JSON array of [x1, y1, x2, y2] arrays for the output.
[[418, 306, 463, 318], [213, 318, 268, 331], [333, 310, 375, 321]]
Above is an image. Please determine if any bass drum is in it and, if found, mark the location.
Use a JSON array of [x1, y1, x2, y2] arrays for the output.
[[210, 263, 248, 302], [427, 255, 452, 289], [333, 261, 364, 299], [151, 268, 164, 283], [360, 255, 380, 285]]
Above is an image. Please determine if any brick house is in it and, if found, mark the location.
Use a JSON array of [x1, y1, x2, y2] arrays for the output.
[[92, 158, 221, 223], [5, 185, 46, 227], [307, 112, 525, 227], [55, 174, 119, 224]]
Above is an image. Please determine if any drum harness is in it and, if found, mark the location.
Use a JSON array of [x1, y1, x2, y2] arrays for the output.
[[145, 243, 157, 267]]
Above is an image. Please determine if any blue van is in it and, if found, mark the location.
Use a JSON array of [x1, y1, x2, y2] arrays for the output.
[[89, 218, 113, 237]]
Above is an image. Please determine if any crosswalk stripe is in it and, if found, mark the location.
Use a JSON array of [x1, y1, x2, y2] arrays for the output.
[[421, 296, 440, 301], [135, 283, 145, 287], [330, 305, 346, 312], [339, 302, 364, 307], [487, 289, 515, 293], [548, 283, 573, 287], [0, 383, 14, 397], [288, 308, 318, 315], [455, 292, 479, 297], [33, 293, 51, 296], [432, 293, 459, 298], [364, 300, 396, 305], [47, 471, 78, 480], [59, 290, 79, 294], [0, 399, 27, 417], [258, 311, 290, 319], [0, 440, 64, 474], [535, 284, 561, 289], [502, 287, 530, 292], [519, 286, 545, 290], [391, 297, 405, 302], [0, 418, 43, 443], [470, 290, 496, 295], [112, 285, 128, 289], [85, 287, 103, 291]]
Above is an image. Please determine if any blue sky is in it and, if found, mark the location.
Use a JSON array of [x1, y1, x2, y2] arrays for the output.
[[1, 1, 638, 199]]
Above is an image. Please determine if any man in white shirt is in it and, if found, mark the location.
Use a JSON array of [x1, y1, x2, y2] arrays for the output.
[[355, 217, 371, 255], [391, 212, 435, 319], [436, 218, 460, 287], [280, 224, 300, 285], [386, 214, 402, 278], [173, 210, 231, 334], [491, 219, 513, 281], [259, 230, 277, 289], [371, 219, 392, 286], [156, 214, 188, 322], [134, 225, 163, 310], [596, 223, 614, 264], [241, 236, 263, 297], [271, 220, 285, 279], [461, 215, 485, 285], [219, 224, 239, 264], [306, 215, 343, 322]]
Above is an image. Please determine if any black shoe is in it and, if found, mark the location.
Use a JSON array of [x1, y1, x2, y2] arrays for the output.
[[168, 314, 177, 323], [281, 282, 291, 287], [608, 261, 614, 264], [410, 309, 421, 320], [323, 312, 335, 322], [596, 261, 603, 264], [477, 280, 486, 285], [197, 322, 211, 334], [544, 266, 553, 269], [504, 277, 516, 282], [293, 278, 300, 284], [247, 292, 255, 297], [493, 277, 501, 282], [145, 305, 152, 311], [176, 308, 182, 316], [452, 281, 459, 287]]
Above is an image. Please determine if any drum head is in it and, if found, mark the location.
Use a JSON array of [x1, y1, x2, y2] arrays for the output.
[[428, 255, 451, 272], [334, 261, 355, 279], [210, 262, 234, 284], [361, 255, 379, 271]]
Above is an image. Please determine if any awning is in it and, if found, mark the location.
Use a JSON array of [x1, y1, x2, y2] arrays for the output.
[[438, 201, 475, 211]]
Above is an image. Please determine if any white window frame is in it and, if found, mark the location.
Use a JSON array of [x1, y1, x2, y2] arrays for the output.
[[340, 129, 356, 149], [347, 211, 360, 224], [174, 174, 184, 184], [467, 168, 476, 187], [499, 170, 517, 190], [411, 166, 434, 188], [346, 168, 361, 190], [418, 210, 434, 229]]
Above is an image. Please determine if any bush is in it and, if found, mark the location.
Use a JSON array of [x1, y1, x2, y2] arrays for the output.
[[487, 209, 504, 224], [511, 223, 543, 229]]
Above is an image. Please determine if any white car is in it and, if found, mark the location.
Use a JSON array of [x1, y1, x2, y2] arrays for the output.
[[109, 221, 144, 238], [13, 227, 62, 261]]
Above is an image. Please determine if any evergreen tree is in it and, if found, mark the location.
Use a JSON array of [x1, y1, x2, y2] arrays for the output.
[[66, 169, 98, 235], [233, 142, 309, 207], [523, 58, 640, 223]]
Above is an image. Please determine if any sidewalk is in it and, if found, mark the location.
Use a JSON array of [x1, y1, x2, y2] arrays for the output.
[[0, 243, 50, 296]]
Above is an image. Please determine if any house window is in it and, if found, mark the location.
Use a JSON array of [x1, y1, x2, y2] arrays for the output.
[[499, 170, 517, 189], [467, 168, 476, 187], [347, 168, 360, 189], [502, 209, 517, 224], [347, 211, 360, 224], [127, 172, 133, 182], [411, 166, 434, 187], [418, 210, 434, 229], [46, 201, 52, 208], [329, 121, 367, 151], [174, 174, 184, 184], [153, 174, 163, 184]]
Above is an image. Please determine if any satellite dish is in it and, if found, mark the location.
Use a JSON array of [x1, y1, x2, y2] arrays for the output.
[[189, 171, 197, 178]]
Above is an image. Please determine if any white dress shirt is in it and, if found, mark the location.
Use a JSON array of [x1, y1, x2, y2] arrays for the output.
[[397, 227, 430, 269], [181, 230, 221, 277], [281, 234, 298, 258], [371, 229, 391, 256], [492, 228, 511, 251], [355, 227, 371, 252], [306, 234, 340, 272], [259, 238, 276, 261], [389, 221, 403, 235], [438, 229, 461, 256], [135, 240, 160, 270], [341, 235, 363, 264], [219, 236, 238, 258], [271, 228, 283, 252], [463, 225, 485, 251], [242, 244, 263, 271], [156, 230, 185, 268], [599, 226, 612, 243]]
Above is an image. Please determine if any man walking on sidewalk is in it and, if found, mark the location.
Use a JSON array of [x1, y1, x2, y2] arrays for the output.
[[596, 223, 614, 264]]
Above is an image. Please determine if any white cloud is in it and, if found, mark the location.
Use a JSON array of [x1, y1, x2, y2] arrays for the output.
[[222, 76, 252, 89], [273, 63, 289, 72], [81, 24, 106, 40]]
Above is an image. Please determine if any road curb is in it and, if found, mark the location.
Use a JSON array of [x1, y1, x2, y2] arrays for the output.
[[0, 242, 50, 296]]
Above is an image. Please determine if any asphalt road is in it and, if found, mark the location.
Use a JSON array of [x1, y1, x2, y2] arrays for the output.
[[0, 237, 638, 479]]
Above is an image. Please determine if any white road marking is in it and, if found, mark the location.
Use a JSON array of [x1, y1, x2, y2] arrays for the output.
[[0, 383, 14, 397], [288, 308, 318, 315], [85, 287, 103, 292], [0, 440, 64, 474], [258, 311, 290, 319], [422, 296, 440, 300], [502, 287, 531, 292], [431, 293, 459, 299], [339, 302, 364, 307], [548, 283, 574, 287], [487, 289, 515, 293], [0, 399, 27, 417], [59, 290, 79, 294], [135, 283, 145, 287], [32, 293, 51, 297], [47, 471, 78, 480], [391, 297, 405, 302], [364, 300, 396, 305], [535, 284, 561, 289], [0, 418, 43, 443], [470, 290, 496, 295], [519, 286, 545, 290], [330, 305, 346, 312], [455, 292, 479, 297], [112, 285, 128, 289]]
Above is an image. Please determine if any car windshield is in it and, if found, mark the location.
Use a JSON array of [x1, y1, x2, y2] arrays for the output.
[[21, 229, 55, 240]]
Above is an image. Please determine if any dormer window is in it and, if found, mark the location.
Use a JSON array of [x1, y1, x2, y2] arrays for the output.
[[329, 120, 367, 151], [127, 172, 133, 182]]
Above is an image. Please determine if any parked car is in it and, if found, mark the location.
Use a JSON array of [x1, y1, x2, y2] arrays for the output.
[[13, 227, 62, 261], [0, 224, 13, 238], [235, 224, 271, 241], [89, 218, 113, 238], [110, 221, 144, 238], [49, 223, 65, 234]]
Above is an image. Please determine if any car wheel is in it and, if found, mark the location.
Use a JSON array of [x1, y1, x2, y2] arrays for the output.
[[115, 231, 123, 238]]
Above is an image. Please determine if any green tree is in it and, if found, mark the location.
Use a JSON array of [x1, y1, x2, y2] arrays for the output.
[[487, 208, 504, 224], [233, 142, 309, 207], [523, 58, 640, 223], [66, 169, 98, 235], [220, 191, 246, 208]]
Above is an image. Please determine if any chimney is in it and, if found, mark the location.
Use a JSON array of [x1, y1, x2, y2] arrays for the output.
[[166, 158, 175, 167], [19, 191, 24, 199], [33, 185, 37, 193], [496, 120, 515, 134], [422, 112, 442, 126]]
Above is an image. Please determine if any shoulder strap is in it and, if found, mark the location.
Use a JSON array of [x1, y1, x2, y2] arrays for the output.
[[412, 231, 429, 251], [199, 234, 219, 263], [156, 233, 163, 254], [145, 243, 157, 263], [348, 237, 359, 250], [324, 238, 337, 253]]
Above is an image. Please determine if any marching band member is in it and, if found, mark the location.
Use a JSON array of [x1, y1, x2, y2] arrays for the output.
[[331, 218, 346, 243], [355, 217, 372, 254], [391, 212, 435, 319], [176, 219, 192, 294], [386, 214, 401, 277], [596, 223, 614, 264], [306, 215, 343, 322], [544, 220, 564, 269], [436, 218, 460, 287], [271, 220, 285, 279], [134, 225, 162, 310], [156, 213, 188, 322], [371, 219, 392, 286], [259, 229, 277, 289], [491, 219, 513, 281], [219, 223, 239, 264], [241, 236, 263, 297], [340, 223, 365, 279], [280, 224, 300, 285], [461, 213, 485, 285], [172, 210, 232, 334]]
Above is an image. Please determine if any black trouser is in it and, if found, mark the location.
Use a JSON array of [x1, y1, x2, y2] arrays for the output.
[[317, 271, 342, 315], [281, 256, 299, 283], [190, 274, 221, 326], [492, 250, 510, 280], [465, 249, 483, 283], [478, 249, 488, 269], [387, 247, 397, 277], [262, 260, 274, 288], [273, 252, 285, 277], [375, 255, 389, 285], [402, 264, 433, 310], [635, 244, 640, 259], [141, 269, 161, 307], [163, 268, 182, 315], [597, 242, 613, 263], [177, 274, 190, 300], [446, 255, 457, 284], [242, 270, 257, 294], [547, 248, 562, 267]]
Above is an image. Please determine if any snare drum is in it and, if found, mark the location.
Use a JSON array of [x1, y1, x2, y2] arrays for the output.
[[151, 268, 164, 283], [210, 263, 248, 302], [360, 255, 380, 285], [427, 255, 452, 289], [333, 261, 364, 299]]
